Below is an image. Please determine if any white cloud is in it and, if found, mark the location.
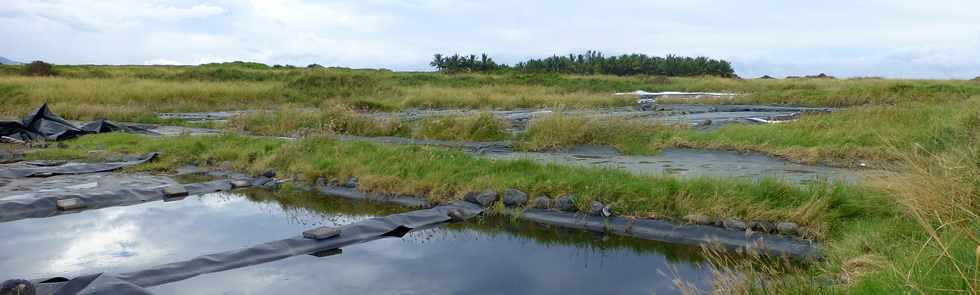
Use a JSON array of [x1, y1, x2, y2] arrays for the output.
[[1, 0, 978, 78]]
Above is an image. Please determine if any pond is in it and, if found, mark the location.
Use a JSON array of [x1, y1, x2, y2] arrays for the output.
[[0, 189, 717, 294]]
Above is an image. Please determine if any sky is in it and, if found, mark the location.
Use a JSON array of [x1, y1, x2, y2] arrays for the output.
[[2, 0, 979, 78]]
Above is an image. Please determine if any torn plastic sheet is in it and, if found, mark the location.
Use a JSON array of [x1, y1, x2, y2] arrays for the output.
[[80, 119, 159, 136], [0, 153, 158, 178], [25, 201, 483, 295], [0, 179, 236, 223], [0, 103, 158, 142]]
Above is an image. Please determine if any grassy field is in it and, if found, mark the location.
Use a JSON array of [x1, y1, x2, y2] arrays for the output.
[[3, 63, 978, 294], [3, 63, 978, 166]]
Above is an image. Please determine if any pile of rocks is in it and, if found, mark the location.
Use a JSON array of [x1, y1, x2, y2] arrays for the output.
[[682, 213, 802, 237], [463, 188, 614, 217]]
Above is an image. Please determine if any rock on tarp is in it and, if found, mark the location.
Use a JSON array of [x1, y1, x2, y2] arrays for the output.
[[0, 104, 159, 141]]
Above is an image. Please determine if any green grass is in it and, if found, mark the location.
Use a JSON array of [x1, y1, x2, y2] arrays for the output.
[[3, 63, 979, 120], [25, 131, 976, 293], [28, 132, 889, 240]]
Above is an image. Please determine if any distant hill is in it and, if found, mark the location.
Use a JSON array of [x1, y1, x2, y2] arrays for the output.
[[0, 56, 22, 65]]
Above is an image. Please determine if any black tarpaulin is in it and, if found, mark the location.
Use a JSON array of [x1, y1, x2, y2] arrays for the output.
[[517, 208, 819, 260], [24, 201, 484, 295], [0, 153, 158, 178], [80, 119, 160, 136], [0, 104, 160, 141], [0, 179, 235, 223]]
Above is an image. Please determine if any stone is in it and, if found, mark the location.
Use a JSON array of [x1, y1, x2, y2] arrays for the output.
[[260, 169, 276, 178], [750, 220, 775, 233], [447, 209, 466, 222], [502, 189, 528, 207], [589, 201, 605, 216], [723, 218, 747, 231], [776, 222, 800, 235], [163, 185, 189, 198], [315, 177, 328, 187], [556, 196, 576, 212], [56, 198, 84, 210], [56, 142, 69, 148], [463, 189, 498, 207], [302, 226, 340, 240], [230, 180, 252, 189], [343, 176, 358, 188], [531, 196, 551, 209], [601, 206, 613, 217], [683, 214, 713, 225]]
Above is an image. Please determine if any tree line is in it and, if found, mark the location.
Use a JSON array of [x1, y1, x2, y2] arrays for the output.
[[430, 51, 736, 77]]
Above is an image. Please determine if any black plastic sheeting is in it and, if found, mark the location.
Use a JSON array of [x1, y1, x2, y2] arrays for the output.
[[0, 104, 158, 142], [0, 153, 158, 178], [317, 185, 820, 260], [0, 179, 235, 223], [518, 209, 819, 260], [26, 201, 483, 295]]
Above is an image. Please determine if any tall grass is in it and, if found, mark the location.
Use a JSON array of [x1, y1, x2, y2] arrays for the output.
[[520, 112, 680, 154]]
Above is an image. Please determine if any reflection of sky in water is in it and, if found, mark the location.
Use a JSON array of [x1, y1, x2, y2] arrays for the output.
[[0, 192, 714, 294]]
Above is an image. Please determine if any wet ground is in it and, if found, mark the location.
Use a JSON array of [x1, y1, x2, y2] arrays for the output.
[[486, 146, 859, 185], [0, 189, 716, 294], [157, 104, 832, 132]]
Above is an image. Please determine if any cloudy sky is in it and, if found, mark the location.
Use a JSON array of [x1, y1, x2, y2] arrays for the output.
[[2, 0, 978, 78]]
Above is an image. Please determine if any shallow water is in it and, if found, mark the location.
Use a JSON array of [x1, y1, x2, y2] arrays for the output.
[[0, 189, 715, 294], [487, 148, 858, 185]]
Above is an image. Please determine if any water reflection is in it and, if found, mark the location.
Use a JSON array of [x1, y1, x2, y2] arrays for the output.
[[0, 189, 714, 294]]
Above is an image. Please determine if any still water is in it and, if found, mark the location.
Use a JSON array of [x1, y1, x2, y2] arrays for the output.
[[0, 189, 715, 294]]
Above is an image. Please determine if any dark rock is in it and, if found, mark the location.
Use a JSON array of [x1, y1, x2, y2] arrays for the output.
[[556, 195, 576, 212], [683, 214, 713, 225], [589, 201, 605, 216], [343, 176, 358, 188], [464, 189, 498, 207], [532, 196, 551, 209], [750, 220, 775, 233], [260, 169, 276, 178], [776, 222, 800, 235], [723, 218, 747, 231], [56, 142, 68, 148], [302, 226, 340, 240], [502, 189, 528, 207]]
